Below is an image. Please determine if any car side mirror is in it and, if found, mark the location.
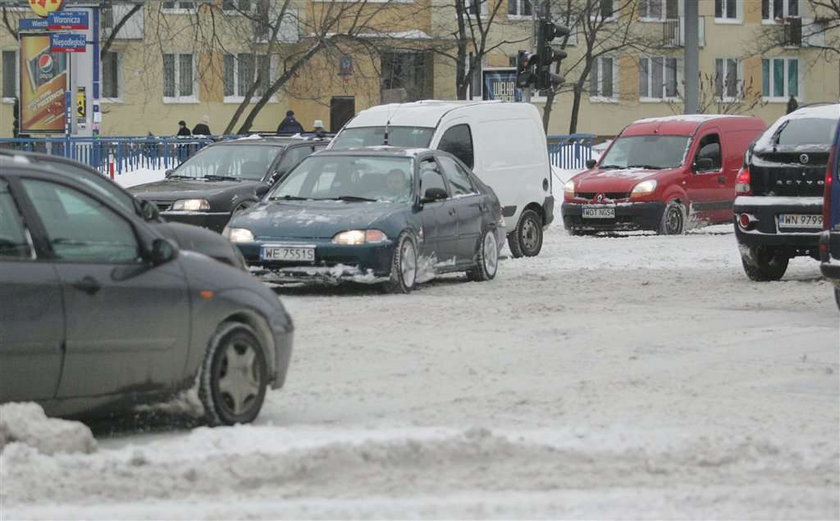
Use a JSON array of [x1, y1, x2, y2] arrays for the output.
[[139, 199, 160, 222], [585, 159, 597, 169], [149, 238, 178, 265], [421, 187, 448, 203], [694, 157, 714, 172]]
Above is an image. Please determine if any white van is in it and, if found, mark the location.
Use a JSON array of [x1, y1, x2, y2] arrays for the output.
[[329, 100, 553, 257]]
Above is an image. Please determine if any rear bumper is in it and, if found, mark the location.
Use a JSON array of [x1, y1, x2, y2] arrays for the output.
[[733, 196, 822, 251], [561, 201, 665, 231], [161, 211, 231, 233]]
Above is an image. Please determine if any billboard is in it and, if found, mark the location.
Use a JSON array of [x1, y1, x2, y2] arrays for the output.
[[19, 33, 68, 134], [482, 68, 522, 102]]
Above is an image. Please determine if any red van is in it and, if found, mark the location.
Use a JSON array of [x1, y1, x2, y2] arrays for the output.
[[562, 115, 766, 234]]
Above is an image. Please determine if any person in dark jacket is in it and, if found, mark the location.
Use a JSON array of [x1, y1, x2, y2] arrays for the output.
[[786, 95, 799, 114], [277, 110, 304, 134], [177, 120, 191, 136], [192, 115, 211, 135]]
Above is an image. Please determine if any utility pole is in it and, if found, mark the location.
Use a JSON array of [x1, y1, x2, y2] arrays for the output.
[[683, 0, 699, 114]]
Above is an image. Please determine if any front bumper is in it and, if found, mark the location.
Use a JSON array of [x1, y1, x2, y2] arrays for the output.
[[161, 211, 231, 233], [236, 239, 395, 283], [561, 201, 665, 231], [733, 196, 822, 250]]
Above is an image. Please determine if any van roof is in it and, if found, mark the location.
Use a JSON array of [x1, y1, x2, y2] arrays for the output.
[[623, 114, 764, 137], [344, 100, 532, 128]]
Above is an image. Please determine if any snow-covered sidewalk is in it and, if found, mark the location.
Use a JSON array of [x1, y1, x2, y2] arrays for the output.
[[2, 224, 838, 519]]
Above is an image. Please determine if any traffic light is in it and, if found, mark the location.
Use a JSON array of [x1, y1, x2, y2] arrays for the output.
[[515, 50, 537, 89], [534, 21, 570, 91]]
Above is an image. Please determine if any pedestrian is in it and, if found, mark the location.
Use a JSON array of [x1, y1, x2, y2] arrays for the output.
[[277, 110, 304, 134], [786, 95, 799, 114], [176, 120, 191, 136], [192, 115, 211, 136]]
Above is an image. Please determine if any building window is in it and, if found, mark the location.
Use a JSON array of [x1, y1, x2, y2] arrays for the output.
[[762, 0, 799, 21], [163, 53, 195, 101], [589, 56, 617, 100], [762, 57, 799, 100], [102, 52, 120, 99], [381, 51, 433, 102], [714, 58, 739, 100], [715, 0, 738, 20], [222, 0, 252, 12], [224, 53, 271, 99], [507, 0, 531, 17], [639, 56, 679, 100], [639, 0, 678, 20], [162, 1, 196, 12], [2, 50, 17, 99]]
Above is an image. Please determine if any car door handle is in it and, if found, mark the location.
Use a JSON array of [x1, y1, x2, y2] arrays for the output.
[[71, 276, 101, 295], [717, 175, 726, 184]]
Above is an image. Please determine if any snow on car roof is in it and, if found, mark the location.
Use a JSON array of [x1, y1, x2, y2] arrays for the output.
[[345, 100, 518, 128], [785, 103, 840, 120]]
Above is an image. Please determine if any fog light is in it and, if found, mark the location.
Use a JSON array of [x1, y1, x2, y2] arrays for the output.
[[738, 213, 756, 230]]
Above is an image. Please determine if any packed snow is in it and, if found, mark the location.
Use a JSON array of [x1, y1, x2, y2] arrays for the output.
[[0, 403, 96, 456], [1, 220, 838, 519]]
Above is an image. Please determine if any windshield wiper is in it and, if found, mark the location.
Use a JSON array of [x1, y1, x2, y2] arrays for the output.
[[627, 164, 664, 170], [270, 194, 309, 201], [203, 174, 240, 182], [167, 174, 194, 179], [327, 195, 378, 202], [599, 164, 623, 169]]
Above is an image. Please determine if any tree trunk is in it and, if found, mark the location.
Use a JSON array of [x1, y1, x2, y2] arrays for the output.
[[568, 83, 583, 134], [454, 0, 469, 100], [542, 89, 555, 133]]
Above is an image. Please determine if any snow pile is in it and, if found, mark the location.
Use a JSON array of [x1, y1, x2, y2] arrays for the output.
[[0, 402, 96, 456], [112, 167, 167, 188]]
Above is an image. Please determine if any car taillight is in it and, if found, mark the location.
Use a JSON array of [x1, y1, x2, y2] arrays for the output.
[[824, 145, 836, 230], [735, 166, 751, 196]]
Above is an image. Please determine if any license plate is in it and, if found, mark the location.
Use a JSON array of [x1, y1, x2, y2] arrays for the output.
[[260, 245, 316, 262], [778, 214, 823, 230], [582, 206, 616, 219]]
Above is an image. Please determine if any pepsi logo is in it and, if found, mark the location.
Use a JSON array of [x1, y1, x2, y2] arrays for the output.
[[38, 54, 53, 74]]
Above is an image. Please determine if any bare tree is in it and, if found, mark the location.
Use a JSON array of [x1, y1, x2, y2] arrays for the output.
[[667, 72, 766, 116]]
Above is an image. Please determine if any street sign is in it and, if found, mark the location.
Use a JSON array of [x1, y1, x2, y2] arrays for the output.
[[76, 86, 86, 128], [48, 10, 89, 31], [50, 33, 86, 53], [19, 18, 49, 31], [483, 69, 522, 102]]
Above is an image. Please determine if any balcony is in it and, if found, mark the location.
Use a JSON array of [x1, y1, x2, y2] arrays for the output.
[[661, 16, 705, 48]]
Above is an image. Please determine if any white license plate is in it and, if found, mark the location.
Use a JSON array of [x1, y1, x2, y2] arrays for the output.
[[261, 245, 316, 262], [778, 214, 823, 229], [582, 206, 616, 219]]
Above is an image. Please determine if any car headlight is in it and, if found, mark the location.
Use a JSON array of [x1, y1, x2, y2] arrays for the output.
[[171, 199, 210, 211], [564, 180, 575, 197], [331, 229, 388, 245], [226, 227, 254, 243], [630, 180, 657, 198]]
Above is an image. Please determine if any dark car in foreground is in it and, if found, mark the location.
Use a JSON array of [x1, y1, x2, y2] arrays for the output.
[[0, 165, 293, 425], [129, 136, 328, 233], [734, 104, 839, 281], [0, 149, 247, 270], [224, 147, 505, 292], [819, 116, 840, 308]]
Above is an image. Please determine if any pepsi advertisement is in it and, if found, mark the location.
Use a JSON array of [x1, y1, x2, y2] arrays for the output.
[[20, 33, 68, 133]]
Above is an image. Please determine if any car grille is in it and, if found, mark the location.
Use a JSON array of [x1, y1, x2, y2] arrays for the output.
[[576, 192, 630, 200], [751, 150, 829, 197]]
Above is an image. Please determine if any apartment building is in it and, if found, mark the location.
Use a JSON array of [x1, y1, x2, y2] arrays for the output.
[[0, 0, 837, 137]]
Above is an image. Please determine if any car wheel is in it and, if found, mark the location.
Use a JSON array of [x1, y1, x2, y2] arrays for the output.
[[507, 233, 523, 258], [658, 201, 685, 235], [386, 232, 418, 293], [467, 228, 499, 281], [199, 322, 268, 426], [516, 209, 544, 257], [740, 245, 789, 281], [834, 287, 840, 311]]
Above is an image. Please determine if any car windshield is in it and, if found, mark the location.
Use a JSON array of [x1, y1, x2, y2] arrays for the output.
[[269, 155, 414, 203], [775, 118, 838, 146], [598, 135, 690, 169], [170, 145, 279, 181], [330, 126, 434, 149]]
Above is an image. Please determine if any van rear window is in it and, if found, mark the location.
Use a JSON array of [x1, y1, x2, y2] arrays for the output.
[[332, 127, 434, 149]]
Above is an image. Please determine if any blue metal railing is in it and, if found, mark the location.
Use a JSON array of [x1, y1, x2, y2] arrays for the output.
[[0, 133, 598, 175]]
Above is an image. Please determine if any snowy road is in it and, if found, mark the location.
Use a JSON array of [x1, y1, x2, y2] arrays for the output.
[[3, 224, 839, 519]]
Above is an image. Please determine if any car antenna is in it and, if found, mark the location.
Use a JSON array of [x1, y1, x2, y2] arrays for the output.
[[383, 104, 401, 146]]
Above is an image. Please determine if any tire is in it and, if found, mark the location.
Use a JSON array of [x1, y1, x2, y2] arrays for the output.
[[199, 322, 268, 426], [834, 287, 840, 311], [740, 245, 789, 281], [515, 209, 544, 257], [658, 200, 685, 235], [386, 232, 418, 293], [507, 233, 523, 258], [467, 228, 499, 282]]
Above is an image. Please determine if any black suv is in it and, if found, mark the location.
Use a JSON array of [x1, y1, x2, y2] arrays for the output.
[[129, 136, 329, 233], [733, 104, 840, 281]]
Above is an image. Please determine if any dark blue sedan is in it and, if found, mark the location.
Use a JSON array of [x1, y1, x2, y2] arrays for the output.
[[224, 147, 505, 292]]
